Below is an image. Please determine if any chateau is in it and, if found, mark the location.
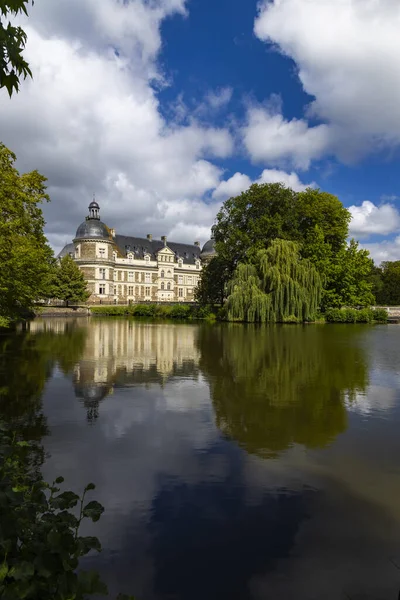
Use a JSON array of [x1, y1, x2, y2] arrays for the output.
[[58, 199, 216, 304]]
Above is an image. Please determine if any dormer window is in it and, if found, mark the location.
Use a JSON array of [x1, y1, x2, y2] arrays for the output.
[[113, 251, 117, 261], [195, 260, 200, 269], [178, 259, 183, 268], [128, 253, 133, 262], [145, 254, 150, 262]]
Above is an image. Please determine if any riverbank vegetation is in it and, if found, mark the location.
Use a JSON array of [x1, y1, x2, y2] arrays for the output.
[[90, 303, 215, 320], [196, 183, 384, 322]]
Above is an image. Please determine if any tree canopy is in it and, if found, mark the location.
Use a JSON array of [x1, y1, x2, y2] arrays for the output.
[[226, 240, 322, 322], [54, 255, 90, 305], [372, 261, 400, 305], [0, 1, 33, 96], [0, 143, 54, 325], [200, 182, 375, 316]]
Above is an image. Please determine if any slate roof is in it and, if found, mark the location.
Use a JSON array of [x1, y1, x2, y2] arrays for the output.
[[114, 235, 201, 265], [75, 219, 110, 240], [58, 243, 74, 258]]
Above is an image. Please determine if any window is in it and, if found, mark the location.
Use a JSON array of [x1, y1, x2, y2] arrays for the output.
[[113, 251, 117, 261], [145, 254, 150, 263], [178, 275, 183, 284], [98, 247, 106, 258], [160, 270, 165, 278], [196, 261, 200, 269], [145, 272, 151, 283], [178, 259, 183, 268], [118, 285, 122, 296], [167, 282, 171, 291], [188, 276, 192, 284], [99, 268, 106, 280], [128, 272, 134, 282], [113, 271, 117, 281], [99, 284, 106, 295], [145, 286, 150, 296], [128, 253, 133, 262], [128, 286, 134, 295], [178, 288, 183, 297], [161, 282, 165, 290], [75, 245, 80, 258], [135, 286, 139, 296]]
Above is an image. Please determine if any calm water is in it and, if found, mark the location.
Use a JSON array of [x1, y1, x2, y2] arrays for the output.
[[2, 318, 400, 599]]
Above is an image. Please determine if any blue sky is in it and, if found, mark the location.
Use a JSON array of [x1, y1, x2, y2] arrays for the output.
[[1, 0, 400, 262]]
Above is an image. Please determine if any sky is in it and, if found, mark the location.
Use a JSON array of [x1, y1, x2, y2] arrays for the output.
[[1, 0, 400, 262]]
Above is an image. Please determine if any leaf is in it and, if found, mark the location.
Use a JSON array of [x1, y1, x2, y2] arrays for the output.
[[0, 562, 8, 583], [82, 500, 104, 522], [84, 482, 96, 492], [8, 561, 34, 581], [55, 476, 64, 484], [77, 535, 102, 555], [50, 490, 80, 510]]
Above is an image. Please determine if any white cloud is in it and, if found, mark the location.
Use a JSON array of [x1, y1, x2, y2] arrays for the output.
[[0, 0, 234, 254], [252, 0, 400, 166], [361, 236, 400, 265], [243, 106, 330, 170], [205, 87, 233, 110], [349, 201, 400, 237], [212, 168, 314, 201]]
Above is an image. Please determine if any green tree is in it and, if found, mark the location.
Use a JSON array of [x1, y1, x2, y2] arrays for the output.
[[54, 256, 90, 305], [374, 261, 400, 305], [226, 240, 322, 322], [195, 256, 229, 307], [1, 1, 33, 96], [0, 143, 54, 325], [324, 239, 375, 308]]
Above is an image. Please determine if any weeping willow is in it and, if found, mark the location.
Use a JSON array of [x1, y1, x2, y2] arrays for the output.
[[226, 239, 322, 322]]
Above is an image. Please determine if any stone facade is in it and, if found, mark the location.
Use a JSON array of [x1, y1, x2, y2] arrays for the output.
[[59, 200, 216, 304]]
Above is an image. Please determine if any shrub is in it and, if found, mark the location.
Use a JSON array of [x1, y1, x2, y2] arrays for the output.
[[372, 308, 388, 323], [0, 424, 134, 600], [356, 308, 374, 323], [282, 314, 299, 324]]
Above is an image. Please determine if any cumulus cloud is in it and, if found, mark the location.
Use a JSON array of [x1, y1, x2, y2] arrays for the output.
[[212, 168, 314, 201], [349, 201, 400, 237], [205, 87, 233, 110], [0, 0, 233, 254], [252, 0, 400, 166], [362, 236, 400, 265]]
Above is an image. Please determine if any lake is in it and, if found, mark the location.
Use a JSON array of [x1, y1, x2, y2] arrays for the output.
[[2, 318, 400, 599]]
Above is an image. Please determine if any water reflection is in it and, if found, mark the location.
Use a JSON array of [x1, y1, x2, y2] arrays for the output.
[[3, 319, 400, 599], [198, 324, 369, 456]]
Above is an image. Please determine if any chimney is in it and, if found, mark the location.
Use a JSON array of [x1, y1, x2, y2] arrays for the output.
[[194, 241, 200, 247], [147, 234, 152, 241], [161, 235, 167, 247], [110, 228, 116, 238]]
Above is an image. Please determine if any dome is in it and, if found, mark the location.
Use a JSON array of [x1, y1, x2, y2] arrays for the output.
[[75, 219, 110, 240], [89, 200, 99, 209], [200, 238, 217, 260]]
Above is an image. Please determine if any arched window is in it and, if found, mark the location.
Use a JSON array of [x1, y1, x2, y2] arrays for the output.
[[161, 270, 165, 278], [167, 270, 171, 276], [161, 282, 165, 290], [167, 282, 171, 291]]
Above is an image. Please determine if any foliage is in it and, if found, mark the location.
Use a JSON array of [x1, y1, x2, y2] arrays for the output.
[[0, 424, 110, 600], [0, 1, 33, 96], [198, 323, 368, 457], [324, 307, 387, 323], [0, 144, 54, 324], [226, 240, 322, 323], [194, 256, 229, 307], [321, 239, 375, 309], [53, 256, 90, 305], [372, 261, 400, 305], [208, 182, 374, 311], [90, 303, 214, 320], [372, 307, 388, 322]]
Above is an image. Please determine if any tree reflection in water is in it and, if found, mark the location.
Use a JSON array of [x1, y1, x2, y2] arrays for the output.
[[198, 324, 369, 457]]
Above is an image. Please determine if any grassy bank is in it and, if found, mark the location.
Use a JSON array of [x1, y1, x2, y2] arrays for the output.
[[90, 303, 216, 320]]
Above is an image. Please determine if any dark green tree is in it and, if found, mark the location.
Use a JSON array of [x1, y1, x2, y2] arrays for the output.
[[1, 1, 33, 96], [195, 256, 229, 307], [54, 256, 90, 305], [0, 143, 54, 326], [374, 261, 400, 305]]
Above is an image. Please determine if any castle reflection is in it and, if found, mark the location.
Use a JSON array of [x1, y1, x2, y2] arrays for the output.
[[29, 318, 201, 422]]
